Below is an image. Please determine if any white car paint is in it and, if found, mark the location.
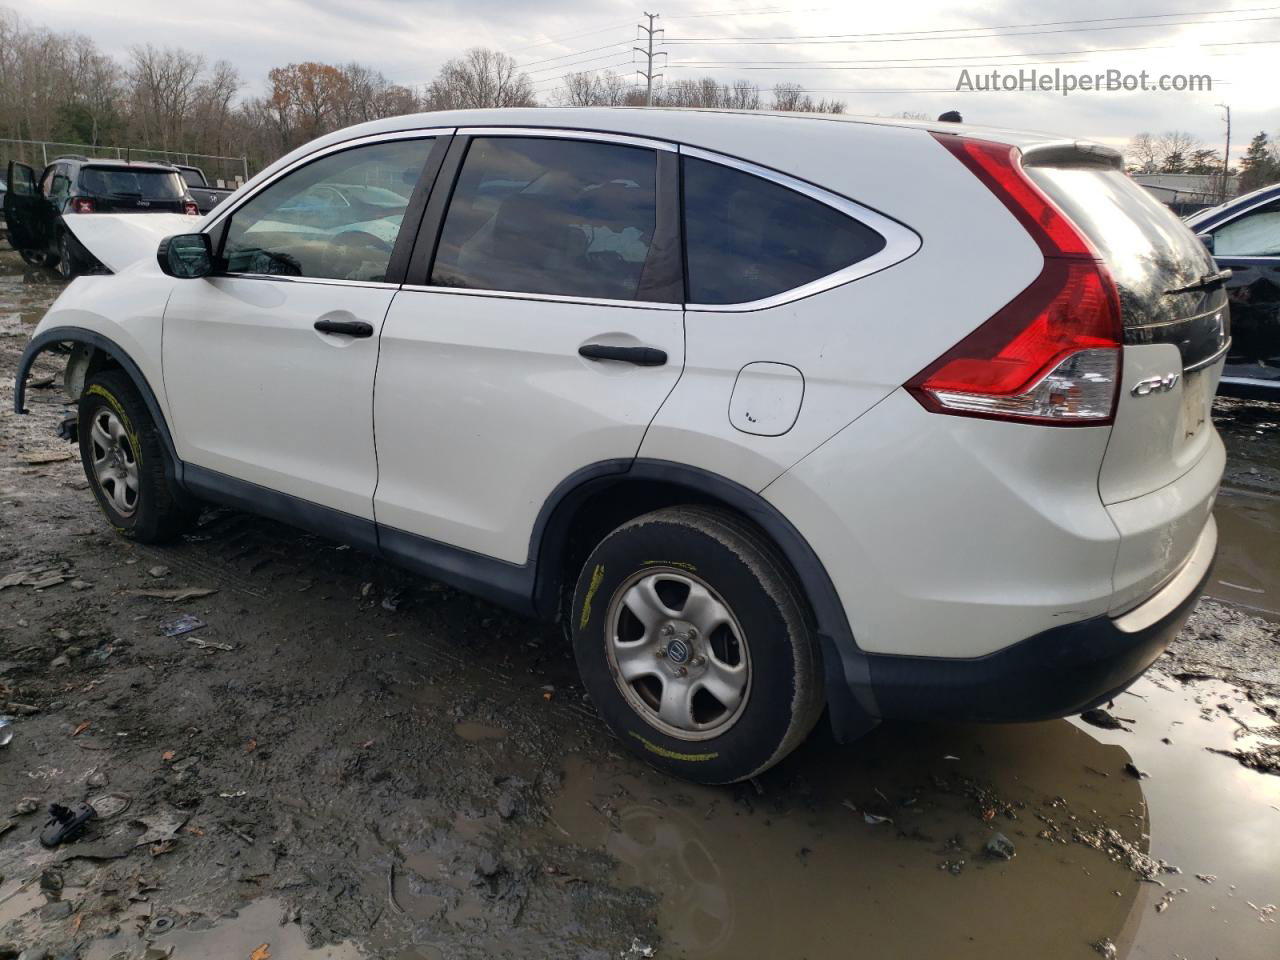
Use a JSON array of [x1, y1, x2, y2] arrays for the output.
[[25, 106, 1224, 677]]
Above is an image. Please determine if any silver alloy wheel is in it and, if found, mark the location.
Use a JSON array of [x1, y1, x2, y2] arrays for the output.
[[89, 409, 140, 517], [604, 567, 752, 741]]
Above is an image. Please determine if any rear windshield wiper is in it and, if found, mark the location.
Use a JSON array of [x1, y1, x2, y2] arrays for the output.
[[1164, 268, 1232, 296]]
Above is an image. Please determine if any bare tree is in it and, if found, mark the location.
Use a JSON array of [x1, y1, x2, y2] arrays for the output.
[[425, 48, 536, 110], [553, 70, 635, 107], [1126, 133, 1159, 174], [128, 45, 206, 151], [770, 82, 845, 114]]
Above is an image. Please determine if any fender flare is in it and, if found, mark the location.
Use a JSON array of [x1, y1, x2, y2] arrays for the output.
[[529, 458, 880, 729], [14, 325, 182, 481]]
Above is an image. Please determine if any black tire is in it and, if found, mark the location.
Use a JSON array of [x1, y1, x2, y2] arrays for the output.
[[78, 370, 197, 543], [19, 248, 50, 267], [571, 506, 824, 784], [57, 232, 79, 280]]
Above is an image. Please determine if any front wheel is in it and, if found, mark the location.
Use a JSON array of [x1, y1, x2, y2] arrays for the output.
[[571, 506, 824, 784], [78, 370, 198, 542], [57, 233, 80, 280]]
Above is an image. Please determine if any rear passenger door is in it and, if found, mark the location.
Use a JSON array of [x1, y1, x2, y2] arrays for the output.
[[374, 130, 684, 565]]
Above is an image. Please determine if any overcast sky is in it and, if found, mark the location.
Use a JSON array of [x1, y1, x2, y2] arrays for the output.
[[29, 0, 1280, 160]]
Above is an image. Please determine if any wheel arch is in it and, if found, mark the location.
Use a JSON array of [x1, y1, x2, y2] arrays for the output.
[[14, 326, 182, 480], [530, 459, 880, 732]]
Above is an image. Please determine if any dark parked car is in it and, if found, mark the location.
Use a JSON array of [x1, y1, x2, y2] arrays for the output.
[[3, 156, 199, 279], [1185, 183, 1280, 397], [172, 164, 235, 214]]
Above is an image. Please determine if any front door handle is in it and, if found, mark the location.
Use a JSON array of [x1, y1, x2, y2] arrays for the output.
[[314, 319, 373, 338], [578, 343, 667, 366]]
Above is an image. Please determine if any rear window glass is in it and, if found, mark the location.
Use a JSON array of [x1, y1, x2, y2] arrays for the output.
[[682, 156, 886, 305], [1024, 166, 1215, 293], [178, 169, 204, 188], [79, 167, 184, 200]]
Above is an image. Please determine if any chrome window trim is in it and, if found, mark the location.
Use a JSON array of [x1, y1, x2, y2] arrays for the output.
[[217, 274, 401, 291], [1198, 193, 1280, 234], [456, 126, 676, 153], [680, 145, 922, 313], [1126, 304, 1226, 332], [399, 284, 681, 311], [1204, 254, 1279, 263], [203, 127, 456, 235]]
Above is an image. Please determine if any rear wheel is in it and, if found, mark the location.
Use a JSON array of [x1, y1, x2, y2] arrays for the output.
[[571, 506, 824, 784], [19, 249, 51, 268], [57, 233, 81, 280], [78, 370, 197, 542]]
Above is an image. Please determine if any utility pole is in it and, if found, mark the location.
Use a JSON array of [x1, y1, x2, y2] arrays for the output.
[[635, 12, 665, 106], [1215, 102, 1231, 201]]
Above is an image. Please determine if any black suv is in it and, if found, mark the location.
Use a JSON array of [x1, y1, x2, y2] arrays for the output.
[[4, 156, 198, 279]]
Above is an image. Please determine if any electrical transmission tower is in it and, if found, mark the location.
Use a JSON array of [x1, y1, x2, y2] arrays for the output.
[[635, 12, 665, 106]]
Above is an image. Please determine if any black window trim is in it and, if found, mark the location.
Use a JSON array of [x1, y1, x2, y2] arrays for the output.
[[679, 144, 922, 312], [402, 127, 685, 311], [202, 128, 456, 289]]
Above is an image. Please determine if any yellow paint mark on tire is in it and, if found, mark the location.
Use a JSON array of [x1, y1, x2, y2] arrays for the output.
[[579, 563, 606, 630], [85, 383, 144, 468], [629, 731, 718, 762]]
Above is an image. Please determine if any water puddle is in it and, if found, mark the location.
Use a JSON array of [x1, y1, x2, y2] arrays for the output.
[[1211, 489, 1280, 618], [79, 897, 363, 959], [548, 675, 1280, 959], [453, 721, 508, 742]]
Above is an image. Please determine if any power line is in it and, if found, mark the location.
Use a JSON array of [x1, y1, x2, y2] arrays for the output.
[[663, 34, 1280, 68], [510, 21, 635, 54], [663, 8, 1280, 44], [526, 50, 639, 75], [519, 41, 633, 69]]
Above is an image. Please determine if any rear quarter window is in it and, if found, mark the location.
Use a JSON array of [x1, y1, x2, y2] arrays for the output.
[[682, 155, 887, 305]]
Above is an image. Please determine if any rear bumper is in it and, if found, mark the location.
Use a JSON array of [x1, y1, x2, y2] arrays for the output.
[[856, 515, 1217, 724]]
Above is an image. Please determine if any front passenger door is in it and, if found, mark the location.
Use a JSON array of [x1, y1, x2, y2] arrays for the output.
[[162, 134, 448, 524]]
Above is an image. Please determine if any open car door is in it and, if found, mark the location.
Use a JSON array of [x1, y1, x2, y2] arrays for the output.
[[4, 161, 44, 255]]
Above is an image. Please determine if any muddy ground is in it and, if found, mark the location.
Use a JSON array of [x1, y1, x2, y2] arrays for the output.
[[0, 250, 1277, 959]]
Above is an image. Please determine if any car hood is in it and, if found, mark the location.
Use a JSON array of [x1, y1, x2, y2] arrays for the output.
[[64, 213, 202, 273]]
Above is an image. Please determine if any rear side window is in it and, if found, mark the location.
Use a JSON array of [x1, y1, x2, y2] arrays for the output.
[[682, 156, 887, 305], [431, 137, 659, 301], [1212, 199, 1280, 257], [79, 167, 184, 200]]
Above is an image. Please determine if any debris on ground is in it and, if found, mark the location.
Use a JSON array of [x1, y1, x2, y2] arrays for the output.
[[621, 938, 656, 959], [161, 614, 206, 637], [39, 801, 97, 848], [1123, 762, 1149, 779], [983, 833, 1016, 860], [1091, 937, 1118, 959], [1073, 825, 1181, 882], [185, 637, 235, 652], [1079, 708, 1132, 731], [131, 587, 218, 602]]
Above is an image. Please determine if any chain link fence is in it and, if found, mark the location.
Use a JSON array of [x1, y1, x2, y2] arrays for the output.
[[0, 139, 250, 187]]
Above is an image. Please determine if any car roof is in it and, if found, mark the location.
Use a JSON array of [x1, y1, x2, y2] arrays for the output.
[[65, 158, 179, 173]]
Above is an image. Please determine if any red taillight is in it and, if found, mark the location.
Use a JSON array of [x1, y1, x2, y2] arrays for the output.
[[906, 134, 1123, 426], [183, 201, 199, 216], [71, 197, 96, 213]]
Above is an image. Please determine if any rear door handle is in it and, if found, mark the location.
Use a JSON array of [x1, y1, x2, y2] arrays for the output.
[[314, 319, 373, 338], [578, 343, 667, 366]]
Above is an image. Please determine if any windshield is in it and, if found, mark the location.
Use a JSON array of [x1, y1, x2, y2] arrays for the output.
[[79, 167, 185, 200]]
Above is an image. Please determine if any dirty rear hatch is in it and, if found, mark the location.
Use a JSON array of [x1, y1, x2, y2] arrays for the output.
[[1025, 154, 1227, 608]]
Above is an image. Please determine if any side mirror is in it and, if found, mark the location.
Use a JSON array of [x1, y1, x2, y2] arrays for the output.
[[1196, 231, 1215, 254], [157, 233, 213, 278]]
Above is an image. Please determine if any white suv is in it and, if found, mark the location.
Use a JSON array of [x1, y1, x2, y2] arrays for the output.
[[15, 108, 1226, 784]]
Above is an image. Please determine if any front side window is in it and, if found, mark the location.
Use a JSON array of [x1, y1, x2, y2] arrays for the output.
[[221, 138, 433, 282], [1213, 200, 1280, 257], [431, 137, 659, 301], [682, 156, 887, 305]]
